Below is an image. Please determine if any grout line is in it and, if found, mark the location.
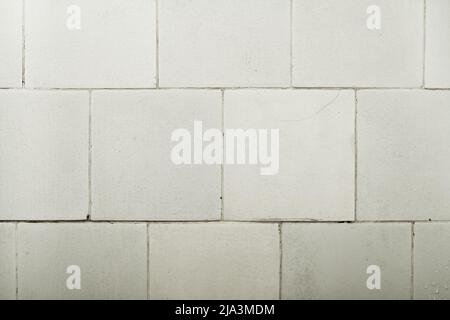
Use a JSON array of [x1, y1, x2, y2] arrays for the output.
[[220, 90, 225, 221], [354, 89, 358, 221], [21, 0, 25, 87], [411, 222, 415, 300], [3, 86, 450, 91], [422, 0, 427, 88], [87, 90, 92, 220], [0, 219, 447, 224], [155, 0, 160, 88], [15, 223, 18, 300], [289, 0, 293, 87], [146, 223, 150, 300], [278, 223, 283, 300]]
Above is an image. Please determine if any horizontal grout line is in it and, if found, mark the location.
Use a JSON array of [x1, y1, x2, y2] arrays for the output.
[[0, 87, 449, 91], [0, 219, 446, 224], [423, 87, 450, 90]]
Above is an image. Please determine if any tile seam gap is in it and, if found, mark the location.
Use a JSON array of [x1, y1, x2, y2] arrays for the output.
[[3, 87, 450, 91], [0, 220, 442, 223], [87, 90, 92, 220], [422, 0, 427, 88], [278, 223, 283, 300], [411, 222, 415, 300], [354, 89, 358, 221], [15, 222, 18, 300], [147, 223, 150, 300], [21, 0, 25, 87], [155, 0, 159, 88], [289, 0, 293, 87], [220, 89, 225, 221]]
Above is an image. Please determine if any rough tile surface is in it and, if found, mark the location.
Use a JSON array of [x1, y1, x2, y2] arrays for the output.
[[0, 90, 89, 220], [17, 223, 147, 299], [149, 223, 279, 299]]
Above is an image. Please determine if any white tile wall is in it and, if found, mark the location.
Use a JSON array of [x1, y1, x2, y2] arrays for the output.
[[149, 223, 279, 299], [0, 0, 22, 87], [17, 223, 147, 299], [357, 90, 450, 221], [414, 223, 450, 300], [0, 90, 89, 220], [282, 223, 412, 299], [0, 0, 447, 300], [425, 0, 450, 88], [224, 90, 355, 221], [293, 0, 424, 87], [159, 0, 290, 87], [91, 90, 221, 221], [25, 0, 156, 88], [0, 224, 16, 300]]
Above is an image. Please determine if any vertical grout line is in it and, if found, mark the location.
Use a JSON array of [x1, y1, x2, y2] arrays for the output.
[[15, 223, 18, 300], [155, 0, 160, 88], [422, 0, 427, 88], [220, 89, 225, 221], [21, 0, 25, 87], [354, 89, 358, 221], [278, 223, 283, 300], [146, 223, 150, 300], [87, 90, 92, 220], [289, 0, 293, 87], [411, 222, 415, 300]]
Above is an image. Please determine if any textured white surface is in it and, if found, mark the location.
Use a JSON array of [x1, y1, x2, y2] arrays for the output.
[[425, 0, 450, 88], [357, 90, 450, 220], [0, 224, 16, 300], [0, 91, 89, 220], [159, 0, 290, 87], [224, 90, 355, 221], [91, 90, 221, 220], [0, 0, 22, 87], [414, 223, 450, 300], [282, 223, 411, 299], [25, 0, 156, 88], [149, 223, 279, 299], [0, 0, 447, 300], [17, 223, 147, 299], [293, 0, 423, 87]]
